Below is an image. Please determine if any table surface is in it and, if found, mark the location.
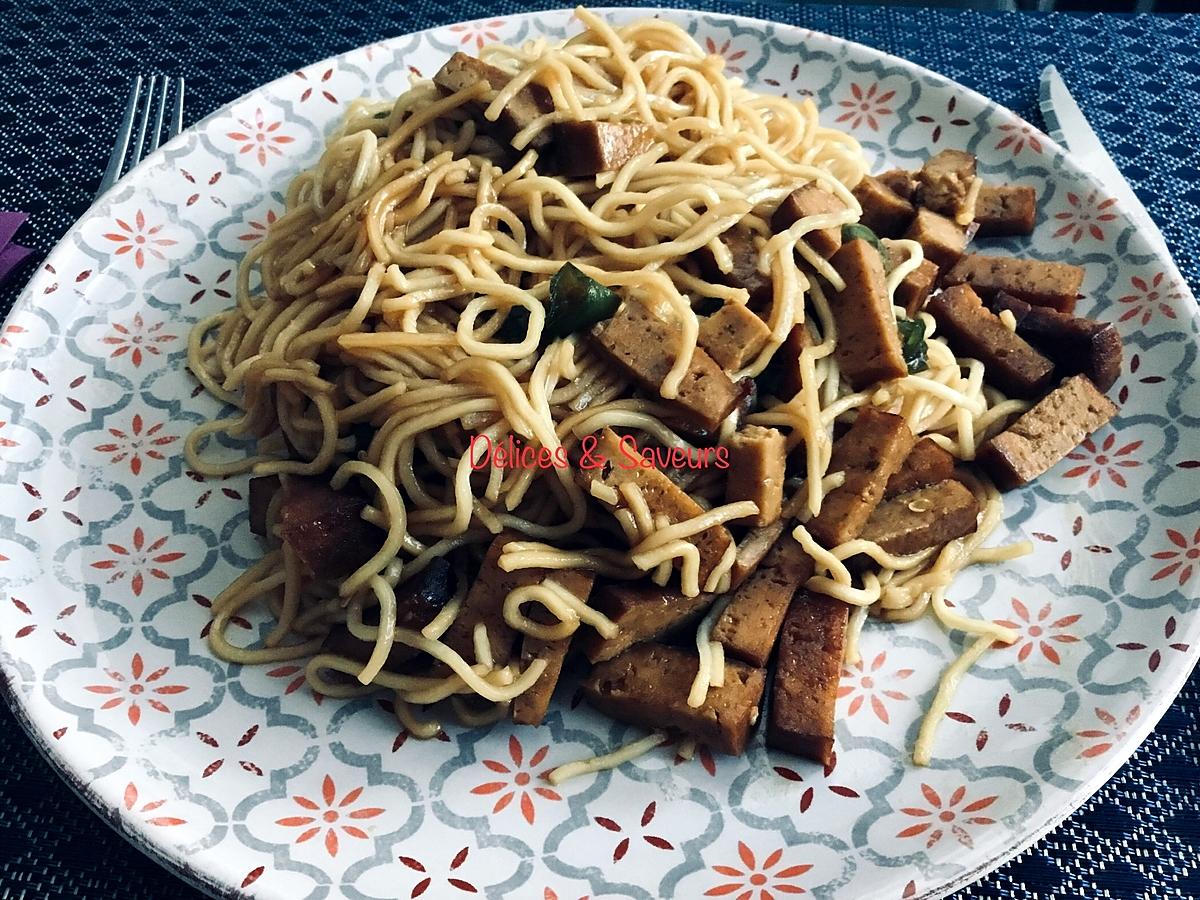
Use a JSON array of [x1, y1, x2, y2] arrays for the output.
[[1, 1, 1198, 898]]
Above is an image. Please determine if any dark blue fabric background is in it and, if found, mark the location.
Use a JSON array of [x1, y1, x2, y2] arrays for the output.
[[0, 2, 1197, 897]]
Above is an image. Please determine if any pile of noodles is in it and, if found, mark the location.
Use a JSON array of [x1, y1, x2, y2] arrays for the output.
[[186, 7, 1030, 771]]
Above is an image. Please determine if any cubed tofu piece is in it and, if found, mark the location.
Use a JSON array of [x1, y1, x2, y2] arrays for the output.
[[978, 374, 1119, 490], [808, 407, 915, 548], [699, 302, 772, 371], [895, 258, 940, 317], [278, 477, 385, 580], [578, 582, 714, 664], [878, 169, 917, 201], [766, 589, 848, 766], [592, 301, 745, 433], [433, 52, 555, 147], [828, 238, 908, 389], [904, 207, 968, 270], [773, 183, 845, 258], [511, 569, 595, 726], [552, 121, 655, 176], [885, 436, 958, 499], [943, 253, 1084, 314], [760, 323, 811, 400], [859, 480, 980, 556], [915, 149, 979, 223], [991, 292, 1122, 391], [712, 537, 815, 668], [974, 184, 1038, 238], [724, 425, 786, 527], [926, 284, 1057, 399], [853, 174, 916, 238], [583, 643, 766, 755], [437, 531, 528, 667], [691, 228, 774, 312]]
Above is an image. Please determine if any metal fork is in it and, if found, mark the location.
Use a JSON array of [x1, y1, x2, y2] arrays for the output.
[[95, 75, 186, 199]]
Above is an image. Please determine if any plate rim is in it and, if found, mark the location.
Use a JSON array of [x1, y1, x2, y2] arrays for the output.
[[1, 7, 1197, 900]]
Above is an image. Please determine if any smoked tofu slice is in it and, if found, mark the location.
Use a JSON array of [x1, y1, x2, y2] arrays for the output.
[[724, 425, 786, 526], [978, 374, 1119, 490], [762, 323, 811, 400], [580, 428, 735, 589], [926, 284, 1057, 399], [437, 531, 529, 668], [691, 228, 774, 312], [699, 302, 772, 371], [903, 207, 968, 271], [895, 258, 939, 317], [766, 589, 848, 766], [432, 52, 555, 147], [915, 149, 979, 223], [943, 253, 1084, 314], [578, 582, 713, 664], [852, 174, 916, 238], [511, 569, 596, 726], [973, 184, 1037, 238], [807, 407, 915, 548], [592, 301, 745, 433], [827, 238, 908, 389], [991, 292, 1122, 392], [552, 121, 655, 176], [885, 436, 958, 499], [773, 183, 846, 258], [712, 537, 815, 668], [859, 480, 980, 556], [583, 643, 766, 755], [879, 168, 917, 201]]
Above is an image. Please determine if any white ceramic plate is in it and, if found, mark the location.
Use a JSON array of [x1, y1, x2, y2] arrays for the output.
[[2, 8, 1197, 899]]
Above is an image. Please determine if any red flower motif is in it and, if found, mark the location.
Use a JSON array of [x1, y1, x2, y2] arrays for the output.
[[835, 82, 896, 132], [239, 209, 279, 242], [275, 774, 384, 857], [1052, 190, 1118, 243], [945, 692, 1035, 752], [182, 268, 234, 305], [895, 784, 999, 849], [1062, 433, 1141, 488], [1029, 514, 1113, 571], [774, 749, 861, 813], [195, 724, 264, 778], [593, 801, 675, 862], [90, 527, 185, 596], [10, 595, 78, 644], [994, 121, 1044, 156], [837, 651, 912, 723], [180, 168, 227, 208], [295, 67, 338, 104], [227, 108, 296, 167], [448, 19, 505, 50], [93, 413, 179, 475], [1149, 526, 1200, 586], [1116, 615, 1190, 673], [706, 842, 812, 898], [84, 653, 188, 725], [914, 95, 970, 144], [30, 368, 88, 412], [994, 598, 1080, 665], [101, 210, 177, 269], [101, 312, 177, 367], [470, 735, 560, 825], [1117, 272, 1182, 325], [20, 482, 83, 525], [1076, 704, 1141, 758], [123, 782, 187, 827], [399, 846, 479, 897], [704, 37, 748, 75]]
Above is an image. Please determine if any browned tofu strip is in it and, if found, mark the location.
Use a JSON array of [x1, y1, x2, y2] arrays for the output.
[[512, 569, 595, 726], [903, 207, 967, 270], [773, 183, 845, 258], [974, 184, 1037, 237], [926, 284, 1056, 399], [592, 302, 744, 433], [580, 428, 735, 586], [859, 480, 980, 556], [943, 253, 1084, 314], [895, 258, 939, 317], [248, 475, 280, 536], [583, 643, 766, 754], [852, 174, 916, 238], [766, 589, 848, 766], [808, 408, 915, 548], [915, 149, 978, 222], [879, 168, 917, 201], [698, 302, 771, 371], [992, 292, 1122, 391], [691, 228, 773, 312], [432, 52, 554, 147], [724, 425, 785, 526], [763, 322, 811, 400], [278, 476, 385, 580], [885, 436, 957, 499], [552, 121, 655, 176], [712, 538, 815, 668], [827, 238, 908, 389], [578, 582, 713, 663], [437, 531, 527, 667], [730, 518, 787, 588], [978, 374, 1119, 490]]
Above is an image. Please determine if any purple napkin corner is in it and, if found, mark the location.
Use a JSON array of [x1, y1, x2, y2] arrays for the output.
[[0, 211, 33, 287]]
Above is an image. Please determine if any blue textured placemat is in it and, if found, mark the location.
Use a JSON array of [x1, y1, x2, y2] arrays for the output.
[[0, 2, 1197, 898]]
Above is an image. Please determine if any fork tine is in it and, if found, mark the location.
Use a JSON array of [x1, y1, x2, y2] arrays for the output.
[[96, 76, 143, 198], [169, 78, 186, 141], [129, 75, 156, 170], [148, 77, 170, 153]]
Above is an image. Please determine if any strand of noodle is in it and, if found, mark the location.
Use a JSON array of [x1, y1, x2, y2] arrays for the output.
[[393, 693, 443, 739], [546, 731, 667, 786], [331, 460, 408, 596], [628, 501, 758, 560], [688, 595, 731, 707], [263, 544, 303, 648], [355, 576, 398, 684], [912, 635, 995, 766], [843, 603, 869, 665]]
